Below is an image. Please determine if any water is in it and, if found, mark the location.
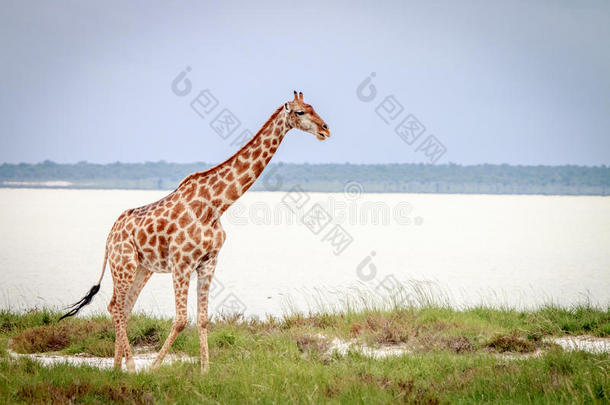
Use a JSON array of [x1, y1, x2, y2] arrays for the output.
[[0, 189, 608, 319]]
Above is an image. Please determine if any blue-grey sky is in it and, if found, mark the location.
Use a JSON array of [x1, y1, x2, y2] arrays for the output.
[[1, 1, 609, 165]]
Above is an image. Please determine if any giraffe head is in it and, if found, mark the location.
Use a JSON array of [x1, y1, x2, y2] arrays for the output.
[[284, 91, 330, 140]]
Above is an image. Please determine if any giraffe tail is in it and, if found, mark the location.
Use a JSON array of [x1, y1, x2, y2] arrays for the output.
[[59, 244, 108, 321]]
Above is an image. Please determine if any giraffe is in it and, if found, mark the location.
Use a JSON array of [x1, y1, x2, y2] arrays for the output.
[[60, 91, 330, 373]]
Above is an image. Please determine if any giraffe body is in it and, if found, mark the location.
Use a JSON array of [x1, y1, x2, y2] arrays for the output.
[[62, 92, 330, 373]]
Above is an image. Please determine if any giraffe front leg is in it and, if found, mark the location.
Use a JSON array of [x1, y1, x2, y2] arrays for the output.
[[151, 267, 191, 370], [196, 256, 217, 374]]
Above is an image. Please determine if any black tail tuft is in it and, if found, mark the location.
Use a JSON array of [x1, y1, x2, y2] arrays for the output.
[[59, 284, 101, 321]]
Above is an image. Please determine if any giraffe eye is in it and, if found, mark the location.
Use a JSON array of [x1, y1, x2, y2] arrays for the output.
[[296, 111, 305, 116]]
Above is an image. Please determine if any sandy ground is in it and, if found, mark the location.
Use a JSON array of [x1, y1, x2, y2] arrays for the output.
[[546, 335, 610, 354], [7, 350, 195, 372], [7, 335, 609, 372], [321, 334, 610, 360]]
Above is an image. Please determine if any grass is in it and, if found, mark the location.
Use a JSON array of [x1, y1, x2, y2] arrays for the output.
[[0, 304, 608, 404]]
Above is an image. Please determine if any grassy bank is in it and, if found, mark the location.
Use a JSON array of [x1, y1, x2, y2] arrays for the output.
[[0, 305, 609, 404]]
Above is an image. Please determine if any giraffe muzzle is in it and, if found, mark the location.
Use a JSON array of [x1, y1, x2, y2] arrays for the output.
[[317, 124, 330, 140]]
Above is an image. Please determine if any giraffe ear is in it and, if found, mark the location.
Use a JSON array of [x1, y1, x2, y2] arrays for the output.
[[284, 102, 290, 111]]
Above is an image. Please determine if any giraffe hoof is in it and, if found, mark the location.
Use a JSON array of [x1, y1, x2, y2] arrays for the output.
[[125, 359, 136, 373]]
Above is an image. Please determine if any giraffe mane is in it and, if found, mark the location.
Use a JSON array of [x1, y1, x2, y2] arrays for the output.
[[176, 105, 285, 189]]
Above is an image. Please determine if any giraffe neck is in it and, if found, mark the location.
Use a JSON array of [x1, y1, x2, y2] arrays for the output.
[[178, 105, 291, 216]]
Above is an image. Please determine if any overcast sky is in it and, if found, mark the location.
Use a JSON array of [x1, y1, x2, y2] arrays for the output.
[[1, 1, 609, 165]]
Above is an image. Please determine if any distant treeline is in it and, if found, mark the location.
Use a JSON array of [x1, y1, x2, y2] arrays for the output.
[[1, 160, 609, 195]]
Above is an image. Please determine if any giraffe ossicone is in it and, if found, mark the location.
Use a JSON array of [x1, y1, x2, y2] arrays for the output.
[[60, 92, 330, 373]]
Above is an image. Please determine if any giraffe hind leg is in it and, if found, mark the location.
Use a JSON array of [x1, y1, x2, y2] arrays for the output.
[[151, 265, 191, 370], [124, 265, 153, 317], [109, 286, 127, 370], [108, 259, 139, 372], [196, 255, 218, 374], [109, 265, 152, 368]]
